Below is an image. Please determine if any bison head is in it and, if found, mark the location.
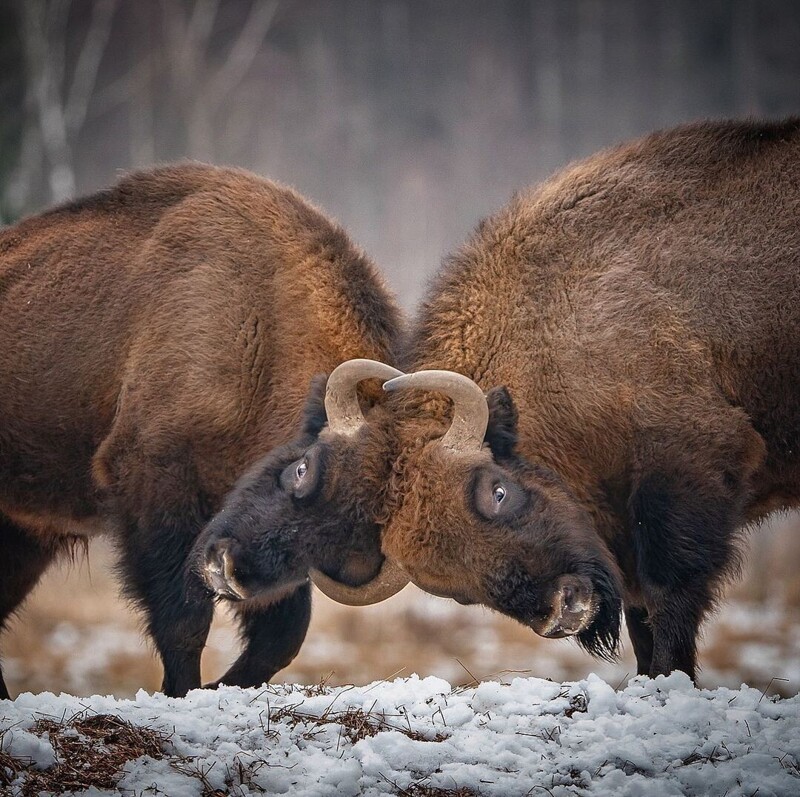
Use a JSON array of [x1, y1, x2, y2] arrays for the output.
[[381, 370, 622, 659], [191, 360, 410, 606]]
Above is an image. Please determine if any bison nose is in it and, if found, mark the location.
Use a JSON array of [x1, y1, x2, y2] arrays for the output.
[[539, 575, 595, 638], [560, 579, 591, 614], [203, 539, 247, 600]]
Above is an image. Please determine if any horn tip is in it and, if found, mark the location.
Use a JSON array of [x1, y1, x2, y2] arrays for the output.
[[382, 376, 403, 391]]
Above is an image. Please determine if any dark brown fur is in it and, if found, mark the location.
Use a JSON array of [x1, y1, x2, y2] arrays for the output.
[[0, 163, 401, 698], [155, 119, 799, 683], [382, 118, 800, 678]]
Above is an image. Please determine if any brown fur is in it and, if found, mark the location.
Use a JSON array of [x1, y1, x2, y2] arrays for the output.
[[0, 163, 401, 697], [92, 120, 800, 686], [382, 118, 800, 678]]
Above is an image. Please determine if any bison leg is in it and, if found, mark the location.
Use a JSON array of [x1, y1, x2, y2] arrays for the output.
[[117, 507, 214, 698], [208, 583, 312, 688], [646, 596, 705, 679], [0, 517, 60, 700], [624, 606, 654, 676], [628, 598, 702, 679], [630, 465, 726, 681], [629, 415, 764, 680], [98, 421, 217, 697], [630, 472, 751, 679]]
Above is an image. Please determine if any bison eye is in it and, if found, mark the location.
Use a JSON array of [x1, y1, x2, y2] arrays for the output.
[[472, 467, 529, 521], [279, 447, 324, 502]]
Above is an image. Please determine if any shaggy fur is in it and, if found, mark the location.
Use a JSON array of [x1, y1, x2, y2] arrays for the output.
[[127, 119, 799, 684], [0, 163, 402, 698], [381, 118, 800, 678]]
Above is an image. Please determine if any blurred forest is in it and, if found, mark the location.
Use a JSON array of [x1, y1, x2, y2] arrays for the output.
[[2, 0, 800, 697], [2, 0, 800, 306]]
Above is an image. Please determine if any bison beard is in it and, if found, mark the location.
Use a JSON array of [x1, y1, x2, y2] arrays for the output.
[[573, 561, 622, 661], [484, 557, 622, 662]]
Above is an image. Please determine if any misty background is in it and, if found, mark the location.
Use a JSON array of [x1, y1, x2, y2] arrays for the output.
[[2, 0, 800, 307], [1, 0, 800, 697]]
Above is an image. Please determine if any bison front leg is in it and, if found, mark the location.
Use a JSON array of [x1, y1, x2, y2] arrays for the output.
[[625, 600, 700, 679], [207, 584, 311, 688], [624, 606, 654, 677], [629, 464, 736, 681], [118, 506, 214, 697], [97, 418, 217, 697], [646, 592, 708, 679]]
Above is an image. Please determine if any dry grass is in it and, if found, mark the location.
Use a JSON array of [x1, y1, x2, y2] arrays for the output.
[[1, 712, 169, 795], [2, 514, 799, 699], [381, 776, 481, 797], [272, 702, 450, 745], [0, 743, 18, 790], [0, 695, 466, 796]]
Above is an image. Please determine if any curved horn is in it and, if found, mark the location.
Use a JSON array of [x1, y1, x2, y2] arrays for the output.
[[309, 558, 410, 606], [325, 359, 404, 436], [383, 370, 489, 453]]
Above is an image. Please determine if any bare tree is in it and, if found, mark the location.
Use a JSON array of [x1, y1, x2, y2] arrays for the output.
[[160, 0, 279, 161], [10, 0, 117, 208], [4, 0, 276, 215]]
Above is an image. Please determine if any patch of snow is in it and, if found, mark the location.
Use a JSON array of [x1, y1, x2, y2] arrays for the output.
[[0, 725, 56, 769], [2, 673, 798, 796]]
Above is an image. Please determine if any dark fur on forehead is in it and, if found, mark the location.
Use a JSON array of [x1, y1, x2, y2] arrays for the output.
[[303, 373, 329, 437], [484, 386, 519, 460]]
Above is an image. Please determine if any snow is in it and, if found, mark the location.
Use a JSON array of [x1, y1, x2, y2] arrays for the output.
[[2, 673, 798, 796]]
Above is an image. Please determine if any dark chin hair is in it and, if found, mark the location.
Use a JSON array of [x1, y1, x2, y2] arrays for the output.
[[575, 560, 622, 661]]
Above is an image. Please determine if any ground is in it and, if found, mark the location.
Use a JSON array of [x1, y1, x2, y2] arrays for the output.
[[1, 519, 798, 795], [1, 673, 799, 796]]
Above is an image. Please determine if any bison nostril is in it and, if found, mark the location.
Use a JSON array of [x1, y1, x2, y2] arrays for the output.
[[556, 576, 593, 616], [561, 583, 591, 613], [533, 576, 597, 638], [203, 539, 247, 600], [205, 539, 229, 573]]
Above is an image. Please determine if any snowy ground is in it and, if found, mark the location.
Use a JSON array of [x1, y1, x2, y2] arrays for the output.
[[2, 673, 798, 797]]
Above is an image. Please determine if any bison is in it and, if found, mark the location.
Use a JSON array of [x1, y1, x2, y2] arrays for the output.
[[206, 118, 800, 681], [0, 163, 404, 698]]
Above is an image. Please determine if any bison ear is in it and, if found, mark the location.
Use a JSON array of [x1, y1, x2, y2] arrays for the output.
[[303, 374, 329, 437], [485, 386, 519, 460]]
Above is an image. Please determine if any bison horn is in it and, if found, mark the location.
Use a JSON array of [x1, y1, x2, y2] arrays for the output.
[[309, 557, 410, 606], [325, 359, 404, 436], [383, 370, 489, 453]]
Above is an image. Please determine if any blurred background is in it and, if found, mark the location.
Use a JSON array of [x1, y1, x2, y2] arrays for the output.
[[1, 0, 799, 698]]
